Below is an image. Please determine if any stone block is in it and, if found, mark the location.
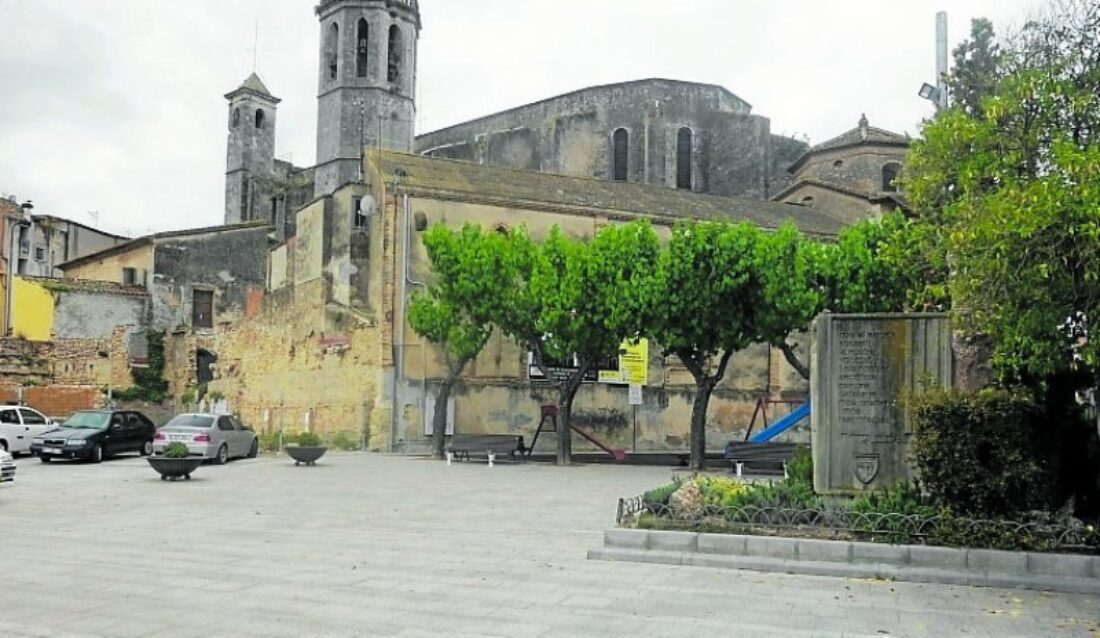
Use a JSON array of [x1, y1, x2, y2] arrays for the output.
[[967, 549, 1027, 575], [646, 531, 698, 552], [796, 538, 852, 563], [603, 529, 648, 549], [745, 536, 797, 560], [909, 545, 966, 570], [697, 534, 747, 556], [1026, 552, 1094, 579], [851, 541, 908, 565]]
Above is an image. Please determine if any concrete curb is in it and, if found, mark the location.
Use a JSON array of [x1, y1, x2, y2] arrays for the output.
[[587, 529, 1100, 595]]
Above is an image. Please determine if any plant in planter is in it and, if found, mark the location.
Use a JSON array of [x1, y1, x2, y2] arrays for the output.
[[147, 442, 203, 481], [285, 431, 327, 466]]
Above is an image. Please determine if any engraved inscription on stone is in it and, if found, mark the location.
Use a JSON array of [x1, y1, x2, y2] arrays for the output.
[[834, 325, 898, 446]]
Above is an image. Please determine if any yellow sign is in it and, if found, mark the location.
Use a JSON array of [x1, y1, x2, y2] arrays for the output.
[[598, 339, 649, 386]]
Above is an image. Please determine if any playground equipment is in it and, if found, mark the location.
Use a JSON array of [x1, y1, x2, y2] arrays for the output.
[[529, 405, 628, 462], [747, 400, 810, 443]]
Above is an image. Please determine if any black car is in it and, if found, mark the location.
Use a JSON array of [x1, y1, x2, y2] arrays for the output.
[[30, 410, 157, 463]]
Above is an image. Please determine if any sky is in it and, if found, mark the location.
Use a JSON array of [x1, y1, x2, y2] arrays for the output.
[[0, 0, 1043, 238]]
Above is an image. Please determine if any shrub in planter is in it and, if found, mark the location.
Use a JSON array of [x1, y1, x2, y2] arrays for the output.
[[295, 431, 322, 447], [163, 442, 190, 459], [909, 388, 1051, 517]]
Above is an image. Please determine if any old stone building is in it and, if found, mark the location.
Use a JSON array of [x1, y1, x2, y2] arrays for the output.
[[773, 115, 910, 222], [208, 150, 838, 453]]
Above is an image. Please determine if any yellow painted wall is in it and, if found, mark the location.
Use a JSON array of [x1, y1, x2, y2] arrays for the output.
[[12, 276, 55, 341], [62, 244, 154, 284]]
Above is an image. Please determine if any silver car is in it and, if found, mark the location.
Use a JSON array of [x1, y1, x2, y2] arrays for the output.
[[153, 414, 258, 464]]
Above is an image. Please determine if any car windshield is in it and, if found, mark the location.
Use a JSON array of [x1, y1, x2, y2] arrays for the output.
[[164, 415, 215, 429], [62, 412, 111, 430]]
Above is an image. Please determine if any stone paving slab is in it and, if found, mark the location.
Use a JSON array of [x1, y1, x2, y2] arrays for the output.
[[1, 454, 1098, 637]]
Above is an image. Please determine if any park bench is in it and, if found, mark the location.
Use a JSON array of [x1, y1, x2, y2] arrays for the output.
[[724, 441, 799, 477], [447, 434, 527, 464]]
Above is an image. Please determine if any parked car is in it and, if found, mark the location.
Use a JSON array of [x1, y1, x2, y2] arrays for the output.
[[30, 410, 156, 463], [1, 448, 15, 483], [153, 414, 258, 464], [0, 405, 57, 455]]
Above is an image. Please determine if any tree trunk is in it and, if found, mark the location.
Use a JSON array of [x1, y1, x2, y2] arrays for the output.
[[689, 379, 718, 471], [780, 341, 811, 381], [556, 370, 586, 466], [431, 376, 457, 460]]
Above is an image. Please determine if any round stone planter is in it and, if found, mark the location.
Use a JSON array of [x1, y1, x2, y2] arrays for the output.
[[147, 456, 203, 481], [286, 446, 327, 466]]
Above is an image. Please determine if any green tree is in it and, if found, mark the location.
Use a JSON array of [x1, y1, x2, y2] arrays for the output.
[[650, 222, 759, 470], [494, 222, 660, 465], [946, 18, 1003, 115], [409, 225, 505, 459], [905, 1, 1100, 383]]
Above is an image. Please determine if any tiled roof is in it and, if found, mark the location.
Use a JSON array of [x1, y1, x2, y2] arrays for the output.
[[370, 151, 845, 238], [20, 276, 148, 298], [789, 117, 909, 172], [59, 221, 271, 270], [225, 72, 280, 103]]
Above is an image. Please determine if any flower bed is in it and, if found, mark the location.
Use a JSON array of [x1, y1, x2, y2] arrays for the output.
[[626, 474, 1099, 554]]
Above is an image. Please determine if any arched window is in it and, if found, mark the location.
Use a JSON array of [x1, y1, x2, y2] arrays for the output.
[[676, 127, 693, 190], [388, 25, 403, 83], [356, 19, 370, 78], [882, 162, 901, 192], [801, 196, 815, 207], [231, 108, 240, 129], [255, 108, 265, 129], [612, 128, 629, 182], [326, 22, 339, 80]]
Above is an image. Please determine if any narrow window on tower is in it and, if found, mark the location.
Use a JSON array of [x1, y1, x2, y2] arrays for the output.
[[388, 25, 403, 83], [882, 163, 901, 192], [612, 128, 629, 182], [357, 19, 370, 78], [255, 108, 265, 129], [231, 108, 240, 128], [327, 22, 340, 80], [676, 127, 693, 190]]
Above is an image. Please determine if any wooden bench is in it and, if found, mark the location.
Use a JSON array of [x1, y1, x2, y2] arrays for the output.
[[723, 442, 799, 477], [447, 434, 527, 464]]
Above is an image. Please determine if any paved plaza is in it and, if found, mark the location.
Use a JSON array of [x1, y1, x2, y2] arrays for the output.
[[1, 453, 1097, 637]]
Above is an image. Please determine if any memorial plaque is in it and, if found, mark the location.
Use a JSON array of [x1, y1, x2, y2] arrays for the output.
[[811, 314, 953, 495]]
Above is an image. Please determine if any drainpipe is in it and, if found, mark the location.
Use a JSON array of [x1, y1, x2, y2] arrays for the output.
[[401, 192, 428, 443]]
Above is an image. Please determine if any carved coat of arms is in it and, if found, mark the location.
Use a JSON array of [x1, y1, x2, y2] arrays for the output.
[[854, 454, 880, 485]]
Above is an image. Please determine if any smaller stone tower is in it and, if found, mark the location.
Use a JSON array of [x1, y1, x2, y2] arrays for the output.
[[225, 73, 281, 225], [313, 0, 421, 197]]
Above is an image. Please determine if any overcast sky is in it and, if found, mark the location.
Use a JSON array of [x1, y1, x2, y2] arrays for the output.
[[0, 0, 1042, 238]]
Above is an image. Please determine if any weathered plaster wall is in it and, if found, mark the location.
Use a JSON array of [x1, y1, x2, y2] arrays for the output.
[[415, 80, 782, 199], [793, 147, 907, 195], [52, 291, 146, 339], [12, 277, 55, 341], [779, 184, 881, 224], [61, 244, 155, 285]]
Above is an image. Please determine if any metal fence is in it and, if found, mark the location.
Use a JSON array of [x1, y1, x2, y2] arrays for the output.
[[618, 496, 1099, 554]]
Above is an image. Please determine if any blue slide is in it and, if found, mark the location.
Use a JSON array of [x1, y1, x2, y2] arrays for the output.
[[748, 401, 810, 443]]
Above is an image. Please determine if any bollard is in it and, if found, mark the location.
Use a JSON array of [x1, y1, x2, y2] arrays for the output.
[[488, 451, 495, 468], [736, 462, 744, 478], [446, 451, 453, 466]]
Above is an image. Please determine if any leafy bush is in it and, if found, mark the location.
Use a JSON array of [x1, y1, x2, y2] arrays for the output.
[[849, 481, 936, 518], [330, 431, 359, 451], [295, 431, 322, 447], [909, 388, 1051, 517], [642, 480, 682, 508], [163, 442, 190, 459], [787, 445, 813, 485], [697, 476, 751, 507]]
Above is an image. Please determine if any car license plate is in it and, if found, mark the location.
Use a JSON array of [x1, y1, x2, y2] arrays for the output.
[[170, 435, 188, 441], [43, 447, 61, 454]]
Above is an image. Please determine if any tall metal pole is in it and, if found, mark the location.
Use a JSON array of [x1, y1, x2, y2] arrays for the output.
[[936, 11, 950, 110]]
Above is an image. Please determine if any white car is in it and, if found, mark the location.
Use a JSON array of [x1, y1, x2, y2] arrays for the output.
[[0, 406, 56, 455], [0, 448, 15, 483]]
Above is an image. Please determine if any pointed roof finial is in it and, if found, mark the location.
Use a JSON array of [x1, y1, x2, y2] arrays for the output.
[[859, 113, 869, 140]]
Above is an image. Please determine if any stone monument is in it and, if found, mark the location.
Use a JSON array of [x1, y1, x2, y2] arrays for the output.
[[810, 313, 954, 495]]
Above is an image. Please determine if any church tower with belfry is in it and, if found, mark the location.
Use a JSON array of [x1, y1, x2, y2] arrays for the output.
[[313, 0, 421, 197], [224, 73, 280, 225]]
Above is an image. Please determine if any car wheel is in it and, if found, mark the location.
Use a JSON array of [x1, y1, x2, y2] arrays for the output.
[[214, 444, 228, 465], [248, 439, 259, 459], [40, 456, 51, 463], [90, 444, 103, 464], [0, 440, 7, 452], [140, 440, 154, 456]]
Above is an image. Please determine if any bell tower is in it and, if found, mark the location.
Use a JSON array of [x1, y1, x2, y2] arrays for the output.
[[225, 73, 280, 224], [314, 0, 421, 197]]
